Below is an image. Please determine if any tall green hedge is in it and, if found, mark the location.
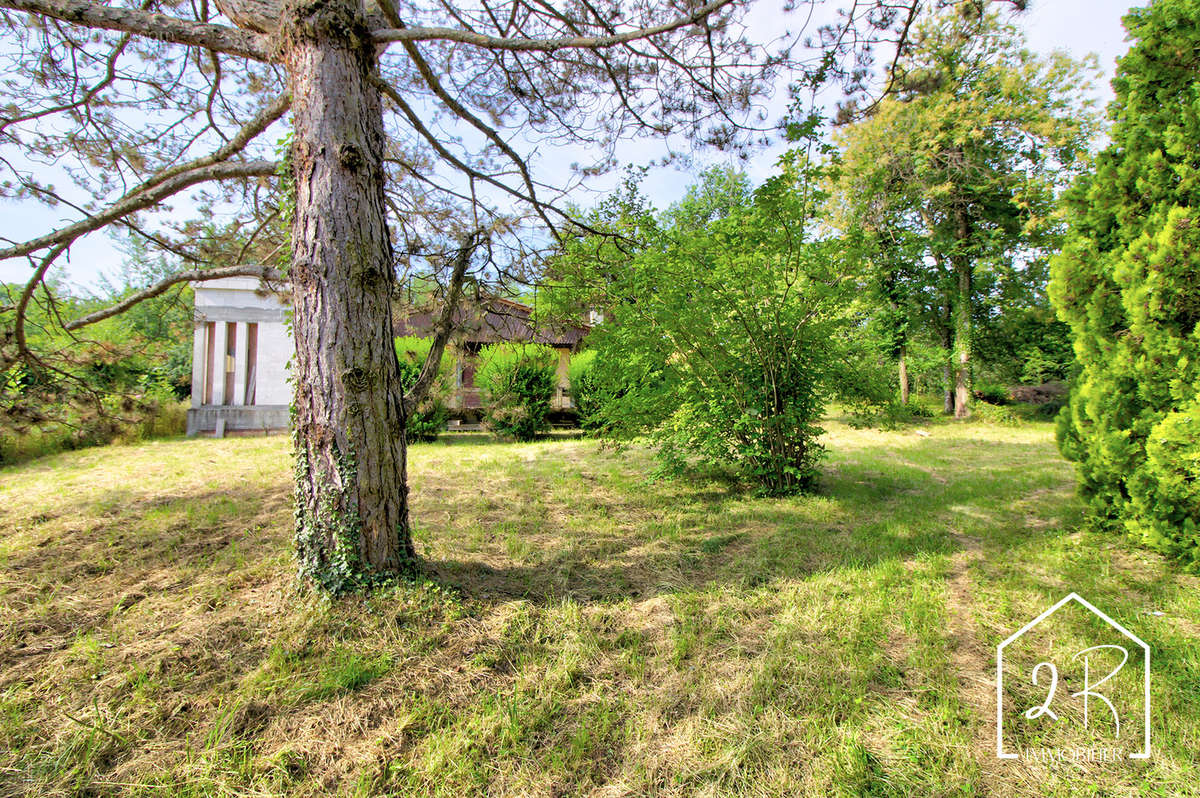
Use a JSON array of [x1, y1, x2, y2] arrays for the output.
[[1049, 0, 1200, 566], [475, 343, 557, 441]]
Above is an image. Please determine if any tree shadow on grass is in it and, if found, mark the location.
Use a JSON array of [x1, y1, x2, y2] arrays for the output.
[[1, 483, 291, 605], [418, 430, 584, 448], [425, 436, 1080, 607], [0, 481, 294, 688]]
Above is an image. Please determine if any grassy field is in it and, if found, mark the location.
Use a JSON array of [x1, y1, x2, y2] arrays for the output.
[[0, 418, 1197, 796]]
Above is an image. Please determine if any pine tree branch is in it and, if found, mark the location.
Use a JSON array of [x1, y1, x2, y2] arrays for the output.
[[372, 0, 734, 51], [403, 230, 482, 414], [0, 159, 277, 261], [0, 0, 273, 60], [63, 264, 285, 331]]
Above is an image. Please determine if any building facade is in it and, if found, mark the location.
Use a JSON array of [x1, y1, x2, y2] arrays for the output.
[[188, 279, 589, 435], [186, 277, 292, 436]]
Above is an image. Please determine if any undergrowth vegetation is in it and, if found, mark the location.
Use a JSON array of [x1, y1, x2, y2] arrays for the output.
[[393, 336, 454, 442]]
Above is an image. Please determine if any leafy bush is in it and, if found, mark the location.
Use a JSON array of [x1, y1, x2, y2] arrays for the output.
[[973, 383, 1010, 406], [1049, 0, 1200, 566], [1018, 341, 1071, 386], [885, 341, 952, 403], [566, 349, 599, 431], [973, 309, 1075, 387], [1029, 399, 1066, 422], [475, 343, 557, 441], [973, 401, 1021, 427], [567, 349, 625, 434], [549, 162, 887, 494], [1, 369, 189, 464], [900, 399, 937, 419], [132, 399, 189, 440], [394, 336, 452, 442], [2, 253, 197, 463]]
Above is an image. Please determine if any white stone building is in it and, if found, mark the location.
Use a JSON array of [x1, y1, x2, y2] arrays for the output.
[[187, 277, 292, 436]]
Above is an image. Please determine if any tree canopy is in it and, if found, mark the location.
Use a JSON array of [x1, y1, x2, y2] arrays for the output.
[[831, 6, 1097, 416]]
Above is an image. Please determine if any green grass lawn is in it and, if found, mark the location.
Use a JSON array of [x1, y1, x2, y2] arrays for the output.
[[0, 419, 1197, 796]]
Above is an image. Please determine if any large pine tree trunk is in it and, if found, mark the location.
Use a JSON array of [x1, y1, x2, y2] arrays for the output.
[[898, 343, 909, 405], [282, 0, 414, 592]]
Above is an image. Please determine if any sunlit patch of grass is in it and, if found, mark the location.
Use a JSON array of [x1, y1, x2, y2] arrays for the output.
[[0, 419, 1196, 795]]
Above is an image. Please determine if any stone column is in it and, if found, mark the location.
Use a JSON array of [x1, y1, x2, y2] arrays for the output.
[[190, 319, 206, 409]]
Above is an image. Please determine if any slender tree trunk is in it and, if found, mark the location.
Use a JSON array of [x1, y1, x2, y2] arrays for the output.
[[898, 343, 909, 405], [942, 358, 954, 412], [282, 0, 414, 592], [938, 300, 954, 415], [952, 259, 972, 418], [928, 247, 955, 415], [951, 208, 972, 419]]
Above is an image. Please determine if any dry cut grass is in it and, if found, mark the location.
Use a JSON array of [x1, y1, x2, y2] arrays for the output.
[[0, 420, 1197, 796]]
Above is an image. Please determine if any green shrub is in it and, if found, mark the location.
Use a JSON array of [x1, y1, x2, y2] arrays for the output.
[[1131, 403, 1200, 561], [475, 343, 557, 441], [132, 400, 188, 440], [1, 363, 187, 465], [548, 164, 887, 494], [902, 399, 937, 419], [394, 336, 453, 442], [973, 383, 1010, 406], [973, 401, 1021, 427], [1019, 341, 1071, 386], [0, 426, 73, 465], [566, 350, 613, 433], [1049, 0, 1200, 566], [0, 398, 187, 466], [1031, 399, 1066, 421]]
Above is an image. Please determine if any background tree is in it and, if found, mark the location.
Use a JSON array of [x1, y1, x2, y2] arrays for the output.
[[832, 187, 929, 405], [832, 5, 1097, 417], [971, 255, 1073, 389], [1050, 0, 1200, 565], [0, 236, 205, 463]]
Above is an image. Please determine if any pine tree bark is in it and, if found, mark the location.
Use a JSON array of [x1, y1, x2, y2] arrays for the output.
[[898, 343, 909, 405], [282, 0, 414, 592]]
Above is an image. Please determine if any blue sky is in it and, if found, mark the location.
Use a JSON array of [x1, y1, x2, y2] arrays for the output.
[[0, 0, 1139, 292]]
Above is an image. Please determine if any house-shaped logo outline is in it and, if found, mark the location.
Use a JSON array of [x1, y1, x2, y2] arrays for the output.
[[995, 592, 1150, 760]]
